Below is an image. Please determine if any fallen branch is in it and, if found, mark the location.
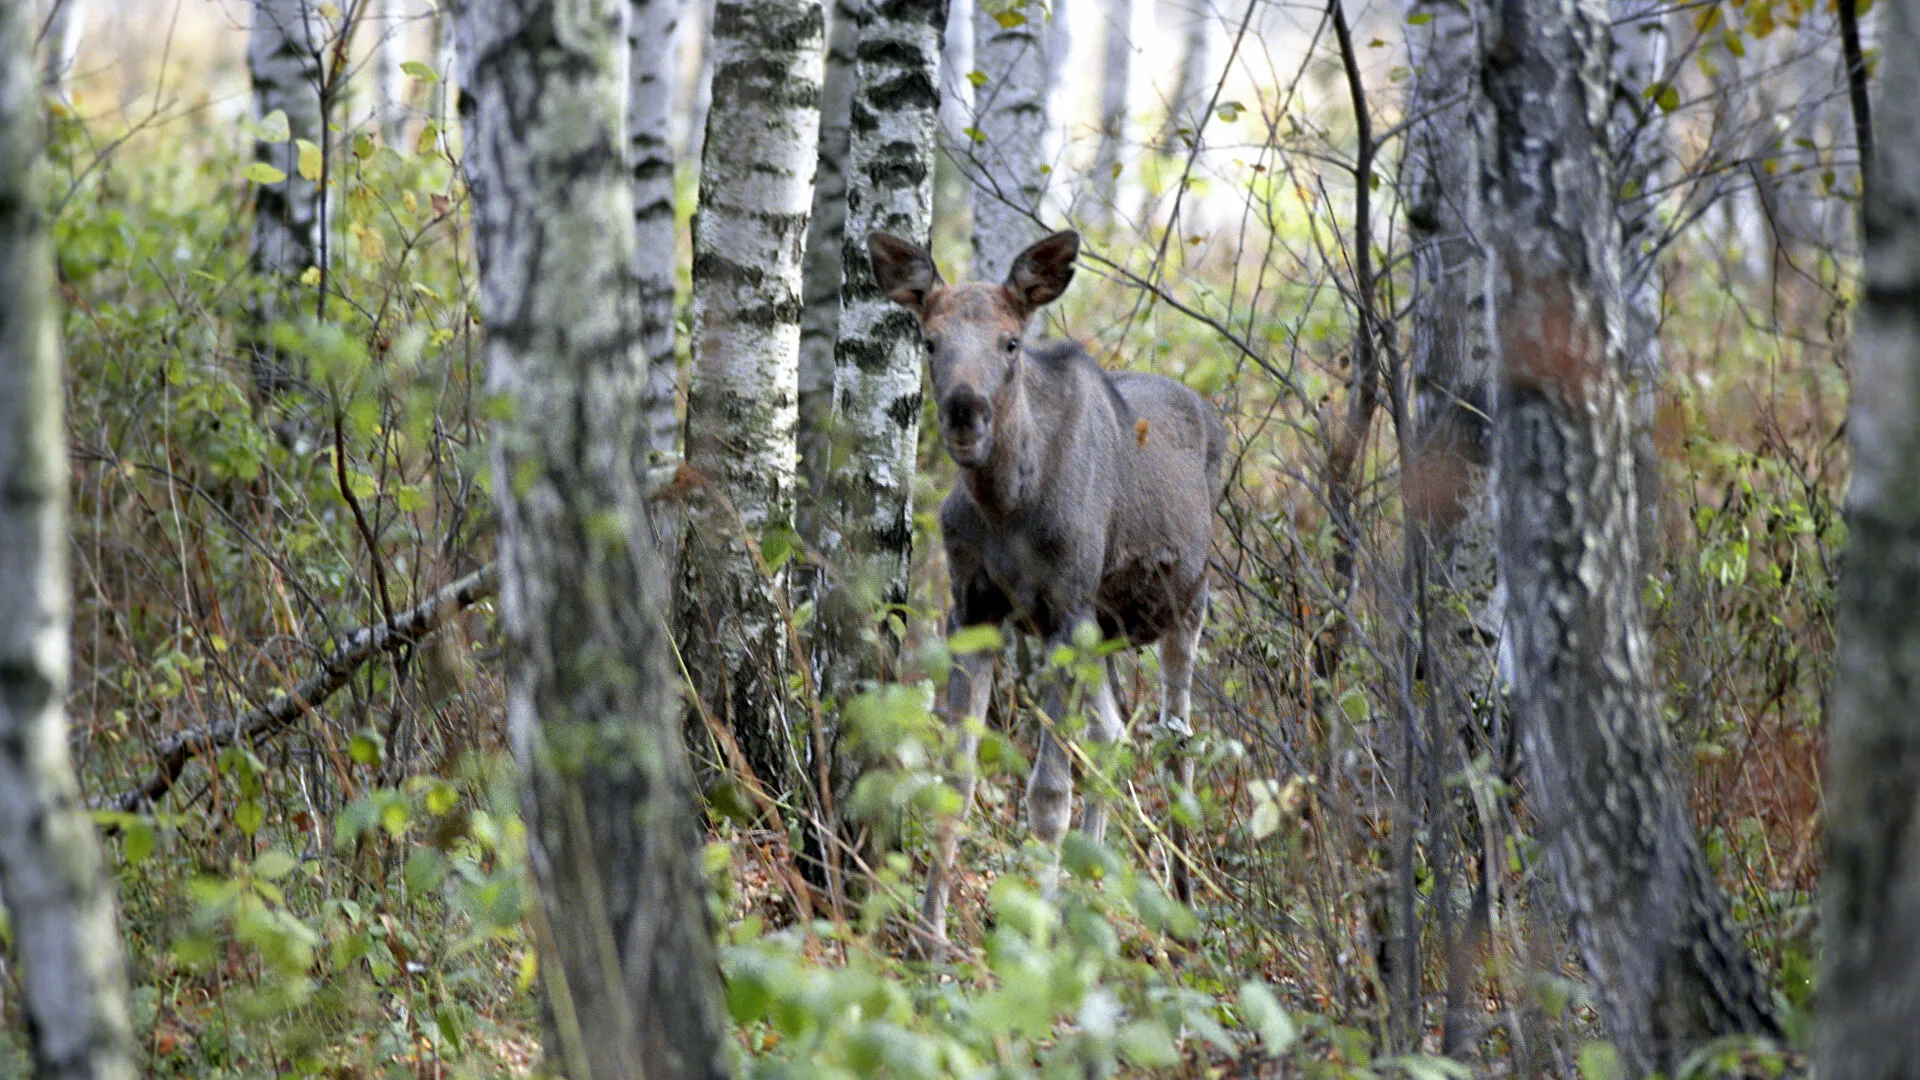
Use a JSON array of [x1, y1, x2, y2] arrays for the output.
[[100, 565, 499, 814]]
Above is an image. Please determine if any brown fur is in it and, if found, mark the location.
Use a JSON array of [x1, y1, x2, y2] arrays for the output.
[[868, 229, 1227, 947]]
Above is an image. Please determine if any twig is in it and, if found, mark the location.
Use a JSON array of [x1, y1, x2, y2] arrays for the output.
[[100, 565, 497, 814]]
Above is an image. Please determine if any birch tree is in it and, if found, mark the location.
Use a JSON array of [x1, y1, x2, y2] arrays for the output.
[[631, 0, 689, 553], [1820, 2, 1920, 1073], [369, 0, 408, 147], [1474, 1, 1779, 1072], [455, 1, 731, 1076], [1157, 0, 1211, 153], [799, 0, 862, 542], [968, 0, 1048, 278], [248, 0, 325, 394], [37, 0, 85, 99], [680, 0, 824, 792], [1088, 0, 1135, 231], [0, 5, 137, 1075]]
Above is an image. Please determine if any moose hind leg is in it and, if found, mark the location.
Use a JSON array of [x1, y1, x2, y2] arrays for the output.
[[1159, 603, 1204, 906], [1079, 663, 1126, 845], [922, 644, 995, 948]]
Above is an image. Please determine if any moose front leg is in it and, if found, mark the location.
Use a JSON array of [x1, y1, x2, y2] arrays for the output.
[[921, 640, 995, 949]]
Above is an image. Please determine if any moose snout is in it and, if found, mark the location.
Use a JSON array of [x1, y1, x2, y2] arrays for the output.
[[940, 387, 994, 464]]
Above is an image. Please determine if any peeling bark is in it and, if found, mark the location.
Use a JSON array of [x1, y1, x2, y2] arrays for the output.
[[455, 0, 731, 1075]]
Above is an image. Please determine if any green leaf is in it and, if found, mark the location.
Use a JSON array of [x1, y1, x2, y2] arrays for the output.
[[124, 816, 156, 864], [1239, 981, 1297, 1055], [966, 69, 988, 88], [254, 849, 299, 880], [235, 799, 265, 837], [1577, 1041, 1625, 1080], [948, 624, 1004, 655], [243, 162, 288, 185], [1116, 1020, 1179, 1067], [1406, 11, 1432, 24], [401, 59, 440, 83], [257, 108, 290, 143], [350, 728, 385, 766], [992, 7, 1027, 27]]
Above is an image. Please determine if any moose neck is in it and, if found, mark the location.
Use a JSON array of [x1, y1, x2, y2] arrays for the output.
[[958, 367, 1043, 518]]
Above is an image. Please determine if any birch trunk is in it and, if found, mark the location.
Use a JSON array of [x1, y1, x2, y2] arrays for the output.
[[1087, 0, 1134, 231], [1157, 0, 1211, 153], [968, 0, 1048, 279], [430, 1, 456, 144], [940, 0, 974, 147], [455, 1, 731, 1076], [680, 0, 824, 793], [370, 0, 408, 147], [631, 0, 689, 553], [1820, 2, 1920, 1074], [1609, 0, 1667, 549], [799, 0, 862, 548], [248, 0, 325, 393], [38, 0, 84, 99], [1475, 2, 1779, 1072], [0, 6, 136, 1075]]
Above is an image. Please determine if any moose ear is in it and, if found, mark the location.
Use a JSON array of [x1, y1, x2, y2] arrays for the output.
[[867, 231, 943, 316], [1004, 230, 1079, 317]]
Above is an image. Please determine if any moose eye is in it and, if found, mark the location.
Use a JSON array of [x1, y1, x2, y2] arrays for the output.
[[1003, 336, 1020, 355], [921, 337, 936, 353]]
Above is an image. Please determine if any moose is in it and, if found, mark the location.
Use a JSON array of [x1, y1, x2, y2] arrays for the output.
[[867, 228, 1227, 948]]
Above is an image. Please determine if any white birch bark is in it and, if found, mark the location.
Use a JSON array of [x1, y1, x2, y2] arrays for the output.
[[1820, 4, 1920, 1075], [1087, 0, 1135, 231], [798, 0, 862, 542], [0, 6, 136, 1075], [1157, 0, 1212, 153], [37, 0, 85, 99], [826, 0, 943, 642], [454, 0, 731, 1076], [674, 0, 717, 164], [1610, 0, 1669, 548], [969, 0, 1049, 279], [631, 0, 688, 552], [249, 0, 325, 283], [680, 0, 824, 789], [430, 0, 456, 144], [939, 0, 974, 148], [370, 0, 408, 147]]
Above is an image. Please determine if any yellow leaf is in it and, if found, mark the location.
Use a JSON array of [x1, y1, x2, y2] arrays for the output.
[[353, 223, 387, 261], [300, 265, 322, 286], [296, 139, 323, 182]]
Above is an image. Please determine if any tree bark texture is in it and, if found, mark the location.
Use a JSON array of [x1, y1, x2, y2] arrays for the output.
[[1819, 1, 1920, 1074], [799, 0, 862, 549], [967, 0, 1048, 279], [938, 0, 973, 148], [455, 2, 731, 1077], [370, 0, 409, 146], [1087, 0, 1134, 231], [826, 0, 943, 634], [249, 0, 324, 282], [631, 0, 689, 554], [37, 0, 85, 98], [248, 0, 326, 395], [0, 5, 138, 1075], [1157, 0, 1211, 153], [1608, 0, 1668, 551], [680, 0, 824, 792], [1476, 2, 1778, 1074]]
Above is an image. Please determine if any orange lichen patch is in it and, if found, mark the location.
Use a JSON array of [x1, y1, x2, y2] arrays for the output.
[[1136, 417, 1152, 447]]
